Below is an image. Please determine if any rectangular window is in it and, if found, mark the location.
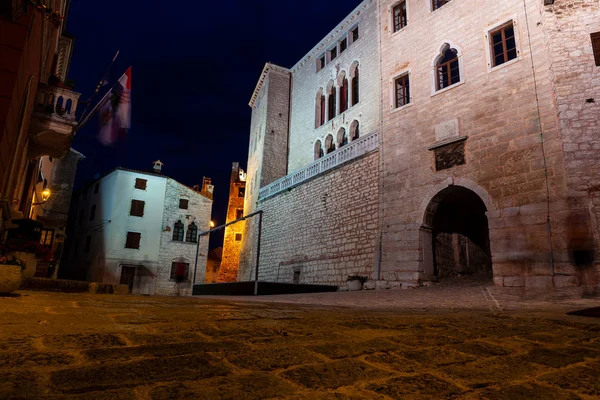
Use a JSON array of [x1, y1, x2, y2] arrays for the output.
[[130, 199, 145, 217], [89, 204, 96, 221], [179, 199, 189, 209], [592, 32, 600, 66], [170, 262, 190, 281], [84, 235, 91, 253], [235, 233, 243, 241], [125, 232, 141, 249], [238, 187, 245, 198], [316, 55, 325, 71], [394, 74, 411, 108], [40, 229, 54, 246], [328, 46, 337, 62], [236, 209, 244, 220], [293, 270, 301, 284], [94, 183, 99, 194], [432, 0, 451, 11], [351, 26, 359, 43], [339, 38, 347, 53], [134, 178, 147, 190], [490, 23, 517, 67], [393, 1, 408, 32]]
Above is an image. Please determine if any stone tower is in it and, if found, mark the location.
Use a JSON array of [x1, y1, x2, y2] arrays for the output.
[[217, 162, 247, 282]]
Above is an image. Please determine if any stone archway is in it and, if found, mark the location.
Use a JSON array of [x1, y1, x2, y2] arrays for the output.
[[420, 183, 493, 282]]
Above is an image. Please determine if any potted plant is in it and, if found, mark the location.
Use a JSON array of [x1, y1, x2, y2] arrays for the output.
[[347, 275, 368, 291], [0, 255, 26, 293]]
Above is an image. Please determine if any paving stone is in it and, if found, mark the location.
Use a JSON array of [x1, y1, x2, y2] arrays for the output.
[[83, 340, 240, 361], [0, 351, 76, 370], [365, 374, 463, 399], [45, 389, 137, 400], [0, 337, 35, 352], [363, 352, 424, 373], [224, 346, 322, 371], [515, 346, 598, 368], [50, 354, 230, 393], [43, 333, 126, 350], [394, 347, 478, 367], [308, 338, 399, 359], [125, 332, 203, 345], [442, 357, 546, 389], [0, 370, 44, 399], [453, 341, 512, 357], [539, 362, 600, 396], [150, 372, 296, 400], [280, 359, 391, 389], [386, 332, 464, 347], [472, 382, 582, 400]]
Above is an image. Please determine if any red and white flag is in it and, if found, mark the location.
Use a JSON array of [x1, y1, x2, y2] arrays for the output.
[[97, 67, 131, 145]]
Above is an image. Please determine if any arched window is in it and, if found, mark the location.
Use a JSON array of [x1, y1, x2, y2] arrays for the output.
[[350, 120, 360, 141], [314, 140, 324, 160], [328, 86, 336, 121], [56, 96, 64, 114], [325, 134, 335, 154], [350, 63, 359, 106], [339, 73, 349, 113], [65, 98, 73, 114], [337, 128, 348, 148], [436, 45, 460, 90], [315, 89, 325, 128], [186, 222, 198, 243], [172, 220, 184, 241]]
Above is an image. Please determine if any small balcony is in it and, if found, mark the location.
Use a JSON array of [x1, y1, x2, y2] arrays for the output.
[[28, 83, 81, 159]]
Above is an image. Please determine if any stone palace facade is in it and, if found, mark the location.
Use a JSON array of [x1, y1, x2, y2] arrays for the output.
[[239, 0, 600, 290]]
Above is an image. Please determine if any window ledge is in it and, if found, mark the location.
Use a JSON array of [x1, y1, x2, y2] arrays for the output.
[[430, 79, 465, 98], [427, 135, 468, 151], [390, 101, 413, 114], [488, 56, 522, 73]]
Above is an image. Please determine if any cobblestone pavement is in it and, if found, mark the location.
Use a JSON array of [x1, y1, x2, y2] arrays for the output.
[[1, 281, 599, 399]]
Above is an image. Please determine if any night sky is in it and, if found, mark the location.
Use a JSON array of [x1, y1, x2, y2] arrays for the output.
[[66, 0, 361, 248]]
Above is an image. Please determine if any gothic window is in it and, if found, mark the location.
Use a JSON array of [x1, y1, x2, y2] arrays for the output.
[[490, 23, 517, 67], [325, 134, 335, 154], [350, 120, 360, 141], [395, 73, 411, 107], [432, 0, 451, 11], [393, 1, 408, 32], [351, 64, 360, 106], [314, 140, 324, 160], [337, 128, 348, 148], [436, 45, 460, 90], [315, 89, 325, 128], [186, 222, 198, 243], [173, 220, 184, 241], [593, 32, 600, 66], [328, 86, 337, 121], [340, 75, 349, 113]]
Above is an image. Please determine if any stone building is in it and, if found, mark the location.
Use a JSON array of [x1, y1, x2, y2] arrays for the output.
[[1, 1, 84, 277], [217, 162, 247, 282], [240, 0, 600, 290], [65, 162, 213, 295]]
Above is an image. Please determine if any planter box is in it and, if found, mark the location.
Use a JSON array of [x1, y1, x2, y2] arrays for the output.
[[0, 265, 23, 293]]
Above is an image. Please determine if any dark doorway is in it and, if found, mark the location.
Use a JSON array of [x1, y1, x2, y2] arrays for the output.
[[119, 266, 136, 293], [425, 186, 492, 281]]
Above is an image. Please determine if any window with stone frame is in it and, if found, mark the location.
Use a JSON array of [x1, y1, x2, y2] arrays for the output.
[[134, 178, 147, 190], [185, 222, 198, 243], [179, 199, 189, 209], [339, 38, 347, 54], [351, 26, 359, 43], [592, 32, 600, 66], [325, 134, 336, 154], [130, 199, 145, 217], [314, 140, 324, 160], [392, 1, 408, 32], [316, 54, 325, 72], [238, 187, 245, 197], [432, 0, 451, 11], [490, 22, 517, 67], [236, 209, 244, 220], [328, 46, 337, 62], [394, 73, 411, 108], [351, 66, 359, 106], [350, 120, 360, 141], [337, 128, 348, 148], [436, 46, 460, 90], [340, 75, 349, 113], [125, 232, 141, 249], [172, 220, 184, 241], [235, 233, 243, 241], [328, 86, 337, 121], [170, 262, 189, 280]]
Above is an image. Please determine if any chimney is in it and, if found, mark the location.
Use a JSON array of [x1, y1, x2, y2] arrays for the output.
[[152, 160, 164, 174], [201, 176, 214, 200]]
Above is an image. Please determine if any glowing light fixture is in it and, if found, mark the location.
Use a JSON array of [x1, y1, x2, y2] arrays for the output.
[[41, 188, 51, 202], [210, 221, 215, 228]]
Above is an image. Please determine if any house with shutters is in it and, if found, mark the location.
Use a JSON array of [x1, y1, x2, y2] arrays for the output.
[[64, 161, 214, 295]]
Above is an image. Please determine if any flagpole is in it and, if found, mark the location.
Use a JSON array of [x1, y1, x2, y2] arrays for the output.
[[78, 50, 119, 125], [74, 83, 115, 133]]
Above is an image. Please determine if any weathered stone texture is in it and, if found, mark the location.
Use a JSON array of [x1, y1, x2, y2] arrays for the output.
[[239, 152, 379, 287]]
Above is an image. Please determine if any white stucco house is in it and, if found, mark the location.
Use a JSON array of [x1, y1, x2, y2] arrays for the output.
[[66, 161, 213, 295]]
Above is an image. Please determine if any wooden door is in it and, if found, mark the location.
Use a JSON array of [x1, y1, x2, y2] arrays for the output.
[[119, 266, 136, 293]]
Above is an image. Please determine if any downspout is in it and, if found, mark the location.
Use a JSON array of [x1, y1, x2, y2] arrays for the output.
[[523, 0, 554, 275], [375, 0, 386, 280]]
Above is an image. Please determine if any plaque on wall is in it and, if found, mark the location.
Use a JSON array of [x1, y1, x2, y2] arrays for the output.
[[433, 139, 466, 171]]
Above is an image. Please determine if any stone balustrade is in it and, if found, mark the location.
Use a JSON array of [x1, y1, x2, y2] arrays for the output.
[[34, 83, 81, 121], [259, 130, 379, 200]]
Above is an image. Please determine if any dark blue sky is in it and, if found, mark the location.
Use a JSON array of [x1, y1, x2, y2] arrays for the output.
[[66, 0, 361, 247]]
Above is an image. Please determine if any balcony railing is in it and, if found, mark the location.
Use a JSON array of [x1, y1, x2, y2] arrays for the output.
[[34, 83, 80, 122], [259, 130, 379, 201]]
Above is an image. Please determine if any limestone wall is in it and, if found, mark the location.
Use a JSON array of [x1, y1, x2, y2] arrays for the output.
[[239, 152, 379, 287]]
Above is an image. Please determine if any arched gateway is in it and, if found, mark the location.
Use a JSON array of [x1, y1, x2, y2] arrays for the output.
[[420, 181, 495, 282]]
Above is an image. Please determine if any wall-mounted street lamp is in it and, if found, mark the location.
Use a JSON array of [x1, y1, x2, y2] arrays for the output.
[[210, 220, 215, 228], [32, 188, 51, 205]]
